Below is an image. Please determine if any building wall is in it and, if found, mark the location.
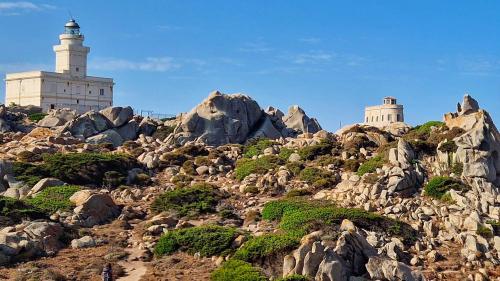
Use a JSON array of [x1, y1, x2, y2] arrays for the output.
[[364, 104, 404, 127], [5, 72, 113, 113]]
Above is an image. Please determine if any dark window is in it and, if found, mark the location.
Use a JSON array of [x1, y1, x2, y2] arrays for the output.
[[76, 67, 79, 72], [76, 99, 79, 104], [50, 104, 55, 109], [99, 89, 104, 96], [397, 114, 401, 121]]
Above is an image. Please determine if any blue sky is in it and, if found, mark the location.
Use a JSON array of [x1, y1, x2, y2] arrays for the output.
[[0, 1, 499, 131]]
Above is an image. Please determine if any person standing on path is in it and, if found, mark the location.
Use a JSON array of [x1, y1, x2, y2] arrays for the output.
[[102, 263, 113, 281]]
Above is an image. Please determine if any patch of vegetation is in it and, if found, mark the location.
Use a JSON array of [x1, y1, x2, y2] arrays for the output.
[[194, 156, 212, 167], [298, 167, 337, 189], [171, 174, 193, 186], [314, 155, 344, 167], [278, 147, 295, 161], [363, 173, 380, 184], [182, 160, 197, 175], [261, 198, 416, 244], [276, 275, 310, 281], [285, 162, 304, 177], [486, 220, 500, 236], [243, 139, 276, 158], [152, 125, 175, 141], [235, 155, 284, 181], [440, 192, 456, 204], [0, 196, 46, 224], [28, 112, 47, 122], [477, 225, 493, 238], [12, 162, 49, 187], [243, 185, 259, 194], [356, 155, 385, 176], [233, 233, 299, 262], [160, 152, 188, 166], [286, 189, 313, 198], [410, 121, 445, 137], [154, 225, 238, 257], [103, 171, 126, 188], [424, 176, 469, 200], [451, 162, 464, 176], [342, 159, 360, 172], [298, 139, 333, 161], [16, 150, 41, 162], [438, 140, 458, 154], [151, 183, 225, 217], [210, 259, 266, 281], [42, 153, 135, 185], [26, 185, 81, 214]]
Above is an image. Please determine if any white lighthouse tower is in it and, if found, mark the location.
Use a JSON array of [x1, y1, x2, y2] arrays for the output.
[[53, 19, 90, 77]]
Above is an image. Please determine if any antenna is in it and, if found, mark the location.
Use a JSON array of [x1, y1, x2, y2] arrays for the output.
[[67, 10, 73, 20]]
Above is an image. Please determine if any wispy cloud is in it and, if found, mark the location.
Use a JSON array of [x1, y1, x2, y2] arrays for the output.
[[458, 56, 500, 76], [0, 2, 55, 15], [239, 41, 274, 53], [291, 51, 335, 64], [299, 37, 322, 44], [90, 57, 181, 72]]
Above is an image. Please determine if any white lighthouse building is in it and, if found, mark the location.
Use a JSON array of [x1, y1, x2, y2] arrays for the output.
[[5, 19, 114, 113], [364, 96, 404, 127]]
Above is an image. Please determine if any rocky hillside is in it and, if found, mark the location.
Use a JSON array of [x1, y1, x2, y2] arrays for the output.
[[0, 94, 498, 281]]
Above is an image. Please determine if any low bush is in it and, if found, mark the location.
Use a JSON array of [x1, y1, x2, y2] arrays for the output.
[[103, 171, 126, 188], [160, 152, 188, 166], [477, 225, 493, 238], [151, 183, 225, 217], [276, 275, 310, 281], [154, 225, 238, 257], [438, 140, 458, 154], [486, 220, 500, 236], [233, 233, 298, 262], [286, 162, 304, 177], [424, 176, 469, 200], [243, 139, 276, 158], [343, 159, 360, 172], [27, 185, 81, 214], [261, 198, 416, 244], [451, 162, 464, 175], [170, 174, 193, 186], [194, 156, 212, 167], [235, 155, 283, 181], [298, 140, 333, 161], [286, 189, 313, 198], [356, 155, 385, 176], [28, 112, 47, 122], [363, 173, 380, 184], [243, 185, 259, 194], [152, 125, 175, 141], [210, 259, 266, 281], [279, 147, 295, 161], [0, 196, 46, 224], [314, 155, 344, 167], [12, 162, 49, 187], [182, 160, 197, 175], [298, 167, 336, 189]]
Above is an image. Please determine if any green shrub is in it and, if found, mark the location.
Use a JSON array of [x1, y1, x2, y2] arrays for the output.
[[16, 151, 41, 162], [363, 173, 380, 184], [343, 159, 360, 172], [451, 162, 464, 175], [298, 140, 333, 161], [103, 171, 125, 188], [27, 185, 81, 214], [261, 198, 416, 244], [210, 259, 266, 281], [411, 121, 445, 136], [160, 152, 188, 166], [276, 275, 310, 281], [314, 155, 343, 167], [424, 176, 469, 199], [151, 183, 224, 217], [243, 139, 276, 158], [243, 185, 259, 194], [235, 155, 283, 181], [152, 125, 175, 141], [171, 174, 193, 186], [0, 196, 46, 225], [298, 167, 336, 188], [477, 225, 493, 238], [12, 162, 49, 187], [194, 156, 212, 167], [28, 113, 47, 122], [486, 220, 500, 236], [438, 140, 458, 153], [279, 148, 295, 161], [440, 192, 455, 204], [154, 225, 238, 257], [356, 155, 385, 176], [41, 153, 135, 185], [286, 189, 313, 198], [182, 160, 197, 175], [286, 162, 304, 177], [233, 233, 298, 262]]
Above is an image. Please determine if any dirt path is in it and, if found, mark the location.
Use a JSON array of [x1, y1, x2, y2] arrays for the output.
[[117, 225, 148, 281]]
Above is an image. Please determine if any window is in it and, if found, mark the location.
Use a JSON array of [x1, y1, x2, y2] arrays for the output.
[[397, 114, 401, 122], [371, 116, 374, 122], [76, 67, 79, 72], [89, 91, 92, 94], [366, 117, 368, 123], [376, 116, 379, 122], [76, 99, 79, 104], [382, 115, 384, 121], [388, 114, 392, 121], [50, 104, 55, 109], [99, 89, 105, 96]]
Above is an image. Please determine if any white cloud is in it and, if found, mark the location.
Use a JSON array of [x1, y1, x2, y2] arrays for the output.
[[299, 37, 322, 44], [0, 2, 55, 15], [239, 41, 273, 53], [292, 51, 334, 64], [90, 57, 181, 72]]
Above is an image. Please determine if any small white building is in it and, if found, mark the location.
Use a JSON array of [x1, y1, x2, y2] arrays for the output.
[[364, 96, 404, 127], [4, 19, 113, 113]]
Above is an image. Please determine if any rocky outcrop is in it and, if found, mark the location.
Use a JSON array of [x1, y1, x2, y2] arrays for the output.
[[283, 105, 322, 135], [100, 106, 134, 127], [0, 221, 64, 265], [444, 94, 500, 186], [69, 190, 120, 227], [38, 109, 76, 128], [168, 91, 323, 146]]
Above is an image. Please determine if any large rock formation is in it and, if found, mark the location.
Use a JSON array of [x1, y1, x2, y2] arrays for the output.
[[444, 94, 500, 186], [168, 91, 323, 146]]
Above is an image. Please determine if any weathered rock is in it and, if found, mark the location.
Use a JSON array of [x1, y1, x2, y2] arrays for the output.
[[71, 236, 96, 249], [366, 256, 424, 281], [100, 106, 134, 127], [0, 119, 11, 133], [29, 178, 66, 196], [86, 129, 123, 148], [117, 119, 139, 141], [283, 105, 322, 134], [70, 191, 120, 227], [38, 109, 76, 127]]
